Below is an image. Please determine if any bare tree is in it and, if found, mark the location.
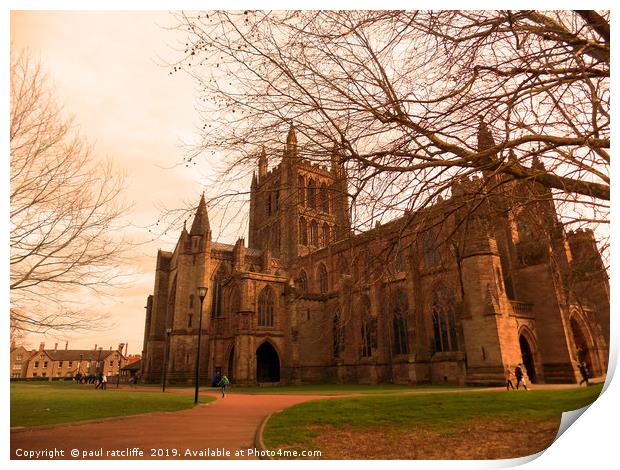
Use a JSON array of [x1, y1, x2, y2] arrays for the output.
[[10, 51, 130, 334], [170, 10, 608, 237]]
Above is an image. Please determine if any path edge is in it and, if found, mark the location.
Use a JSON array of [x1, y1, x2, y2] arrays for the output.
[[254, 412, 274, 460]]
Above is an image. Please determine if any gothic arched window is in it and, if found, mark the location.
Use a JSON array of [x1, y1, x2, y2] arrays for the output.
[[393, 290, 409, 355], [211, 264, 227, 318], [296, 270, 308, 292], [299, 217, 308, 245], [391, 241, 407, 273], [431, 286, 458, 352], [307, 178, 316, 209], [167, 278, 177, 329], [360, 250, 374, 282], [189, 295, 194, 309], [258, 286, 275, 327], [228, 286, 241, 315], [310, 220, 318, 246], [298, 175, 305, 205], [333, 309, 344, 358], [320, 183, 329, 213], [321, 223, 330, 247], [318, 263, 329, 294], [423, 230, 441, 267], [360, 296, 376, 357]]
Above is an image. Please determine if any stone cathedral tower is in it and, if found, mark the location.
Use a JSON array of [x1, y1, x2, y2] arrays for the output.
[[248, 125, 351, 267]]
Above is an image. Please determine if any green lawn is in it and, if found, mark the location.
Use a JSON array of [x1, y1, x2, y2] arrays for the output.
[[227, 383, 467, 395], [263, 385, 603, 458], [10, 382, 215, 428]]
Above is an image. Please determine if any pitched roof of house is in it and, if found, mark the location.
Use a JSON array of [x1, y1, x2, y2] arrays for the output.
[[40, 349, 119, 362]]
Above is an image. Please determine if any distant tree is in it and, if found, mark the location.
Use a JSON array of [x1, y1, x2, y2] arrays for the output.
[[171, 10, 608, 235], [10, 52, 130, 334]]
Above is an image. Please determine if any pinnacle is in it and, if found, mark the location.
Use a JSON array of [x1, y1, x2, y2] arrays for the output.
[[189, 192, 210, 235], [477, 115, 495, 151]]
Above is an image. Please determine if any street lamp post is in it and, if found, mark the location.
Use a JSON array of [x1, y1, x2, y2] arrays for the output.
[[195, 286, 208, 405]]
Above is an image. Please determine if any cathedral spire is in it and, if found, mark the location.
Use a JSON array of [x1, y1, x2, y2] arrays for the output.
[[190, 192, 210, 236]]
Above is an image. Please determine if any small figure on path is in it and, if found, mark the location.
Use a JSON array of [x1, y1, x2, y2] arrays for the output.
[[218, 375, 230, 398], [101, 374, 107, 390], [504, 366, 515, 390], [212, 370, 221, 387], [578, 362, 590, 386], [515, 364, 528, 390]]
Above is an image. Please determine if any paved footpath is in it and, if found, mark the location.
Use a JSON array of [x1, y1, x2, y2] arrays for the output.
[[11, 390, 329, 460]]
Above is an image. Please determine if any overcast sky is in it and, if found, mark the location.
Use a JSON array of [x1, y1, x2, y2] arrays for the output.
[[10, 11, 221, 355]]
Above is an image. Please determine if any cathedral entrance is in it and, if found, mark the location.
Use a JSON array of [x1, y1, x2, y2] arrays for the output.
[[256, 341, 280, 383], [227, 346, 235, 381], [519, 334, 538, 383]]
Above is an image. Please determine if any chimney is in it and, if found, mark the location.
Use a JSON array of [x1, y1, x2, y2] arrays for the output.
[[109, 346, 112, 351], [65, 341, 68, 350], [54, 343, 58, 351], [118, 343, 124, 353], [124, 343, 128, 357], [39, 342, 45, 351], [94, 344, 97, 350]]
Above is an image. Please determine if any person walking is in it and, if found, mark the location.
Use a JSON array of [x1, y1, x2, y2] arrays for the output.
[[515, 364, 528, 390], [218, 374, 230, 398], [211, 370, 221, 388], [95, 373, 104, 389], [101, 374, 107, 390], [578, 362, 590, 386], [504, 366, 515, 390]]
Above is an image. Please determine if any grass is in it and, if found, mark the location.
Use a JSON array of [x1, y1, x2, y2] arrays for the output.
[[227, 383, 468, 395], [263, 384, 603, 453], [10, 382, 215, 428]]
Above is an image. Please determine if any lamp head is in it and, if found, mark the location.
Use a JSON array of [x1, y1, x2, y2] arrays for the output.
[[196, 286, 208, 301]]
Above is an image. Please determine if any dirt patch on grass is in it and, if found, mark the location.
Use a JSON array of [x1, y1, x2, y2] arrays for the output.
[[307, 418, 560, 459]]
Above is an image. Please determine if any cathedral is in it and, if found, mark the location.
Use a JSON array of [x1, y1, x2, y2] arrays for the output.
[[140, 123, 609, 386]]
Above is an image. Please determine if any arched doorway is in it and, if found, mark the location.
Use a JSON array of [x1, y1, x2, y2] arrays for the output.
[[227, 346, 235, 381], [519, 334, 538, 383], [256, 341, 280, 383], [570, 316, 595, 375]]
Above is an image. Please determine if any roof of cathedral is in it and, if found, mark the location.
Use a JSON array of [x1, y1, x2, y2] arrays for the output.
[[190, 193, 210, 236], [211, 241, 262, 257]]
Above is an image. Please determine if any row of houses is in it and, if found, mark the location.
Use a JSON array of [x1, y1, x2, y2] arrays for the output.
[[10, 341, 141, 380]]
